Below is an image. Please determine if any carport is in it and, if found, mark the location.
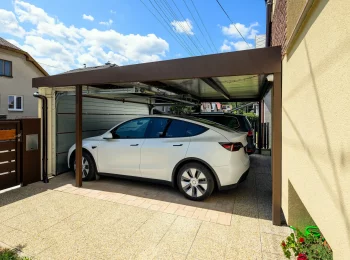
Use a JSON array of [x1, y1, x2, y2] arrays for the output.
[[33, 46, 282, 225]]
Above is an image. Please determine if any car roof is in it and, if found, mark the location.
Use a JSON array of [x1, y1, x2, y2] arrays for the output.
[[130, 115, 237, 133], [191, 112, 247, 118]]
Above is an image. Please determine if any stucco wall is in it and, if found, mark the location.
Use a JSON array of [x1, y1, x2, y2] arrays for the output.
[[286, 0, 307, 40], [281, 0, 350, 258], [0, 49, 44, 119]]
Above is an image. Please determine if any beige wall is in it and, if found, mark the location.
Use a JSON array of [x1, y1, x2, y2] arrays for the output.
[[0, 49, 44, 119], [286, 0, 307, 40], [282, 0, 350, 259]]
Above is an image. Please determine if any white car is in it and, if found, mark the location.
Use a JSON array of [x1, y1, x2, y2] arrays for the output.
[[68, 115, 250, 200]]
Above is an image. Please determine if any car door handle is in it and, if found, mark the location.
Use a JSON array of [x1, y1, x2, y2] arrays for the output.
[[173, 144, 183, 146], [130, 144, 139, 146]]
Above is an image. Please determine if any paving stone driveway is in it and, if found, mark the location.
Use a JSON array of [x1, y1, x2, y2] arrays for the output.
[[0, 155, 290, 259]]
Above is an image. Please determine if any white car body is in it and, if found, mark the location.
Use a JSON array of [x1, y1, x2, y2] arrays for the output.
[[67, 115, 250, 191]]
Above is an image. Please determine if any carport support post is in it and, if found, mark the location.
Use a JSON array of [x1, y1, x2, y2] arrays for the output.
[[75, 85, 83, 187], [258, 100, 263, 152], [272, 72, 282, 225]]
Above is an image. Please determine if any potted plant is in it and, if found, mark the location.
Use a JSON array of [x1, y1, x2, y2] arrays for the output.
[[281, 227, 332, 259]]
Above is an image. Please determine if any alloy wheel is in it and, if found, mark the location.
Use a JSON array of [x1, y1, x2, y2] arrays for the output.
[[74, 156, 90, 178], [180, 168, 208, 198]]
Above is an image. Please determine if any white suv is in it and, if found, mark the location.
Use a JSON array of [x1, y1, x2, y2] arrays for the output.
[[68, 115, 250, 200]]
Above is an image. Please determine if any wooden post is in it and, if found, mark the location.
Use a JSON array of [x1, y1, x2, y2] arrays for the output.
[[75, 85, 83, 187], [272, 72, 282, 225], [258, 100, 263, 153]]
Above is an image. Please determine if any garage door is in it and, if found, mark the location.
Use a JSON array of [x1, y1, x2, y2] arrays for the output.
[[56, 95, 149, 174]]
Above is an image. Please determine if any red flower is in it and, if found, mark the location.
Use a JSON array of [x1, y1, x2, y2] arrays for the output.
[[297, 253, 308, 260], [281, 241, 286, 247], [299, 237, 305, 243]]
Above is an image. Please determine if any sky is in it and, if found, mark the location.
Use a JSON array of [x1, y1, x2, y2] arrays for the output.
[[0, 0, 266, 75]]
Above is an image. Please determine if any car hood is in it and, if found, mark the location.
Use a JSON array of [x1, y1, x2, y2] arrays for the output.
[[84, 136, 103, 142]]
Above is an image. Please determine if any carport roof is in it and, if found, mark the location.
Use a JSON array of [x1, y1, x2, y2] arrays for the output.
[[33, 46, 281, 102]]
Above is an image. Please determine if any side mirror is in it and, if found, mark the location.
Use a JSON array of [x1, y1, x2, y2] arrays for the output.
[[103, 132, 113, 140]]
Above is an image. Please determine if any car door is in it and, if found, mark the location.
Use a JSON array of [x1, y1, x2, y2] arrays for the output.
[[97, 117, 151, 176], [140, 118, 190, 181]]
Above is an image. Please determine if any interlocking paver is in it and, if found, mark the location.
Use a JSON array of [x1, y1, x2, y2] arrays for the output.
[[0, 155, 288, 259]]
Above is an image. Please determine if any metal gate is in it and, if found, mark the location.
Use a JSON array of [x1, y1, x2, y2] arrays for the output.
[[0, 121, 20, 190]]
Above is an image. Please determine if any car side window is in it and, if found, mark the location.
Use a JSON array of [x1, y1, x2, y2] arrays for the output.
[[112, 118, 150, 139], [147, 118, 170, 138], [185, 122, 208, 137], [164, 119, 187, 138]]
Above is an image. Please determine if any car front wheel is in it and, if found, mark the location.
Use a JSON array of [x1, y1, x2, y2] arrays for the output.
[[73, 151, 97, 181], [177, 162, 215, 201]]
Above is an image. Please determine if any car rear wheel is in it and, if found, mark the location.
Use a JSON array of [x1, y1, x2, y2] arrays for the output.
[[177, 162, 215, 201], [73, 151, 96, 181]]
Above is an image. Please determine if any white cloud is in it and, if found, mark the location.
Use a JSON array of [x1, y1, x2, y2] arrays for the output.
[[220, 40, 231, 52], [0, 9, 26, 37], [230, 41, 253, 51], [99, 19, 113, 26], [248, 29, 258, 40], [82, 14, 94, 21], [171, 19, 194, 35], [222, 22, 259, 39], [14, 0, 55, 25], [1, 1, 170, 74], [110, 10, 116, 14]]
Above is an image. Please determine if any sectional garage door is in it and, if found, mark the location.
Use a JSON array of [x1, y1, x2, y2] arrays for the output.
[[56, 95, 149, 174]]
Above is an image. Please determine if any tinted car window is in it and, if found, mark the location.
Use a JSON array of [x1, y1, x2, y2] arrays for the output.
[[200, 116, 240, 130], [180, 116, 236, 133], [112, 118, 150, 139], [147, 118, 170, 138], [185, 122, 207, 137], [164, 119, 187, 138]]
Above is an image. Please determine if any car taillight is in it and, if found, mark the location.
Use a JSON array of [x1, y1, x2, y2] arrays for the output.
[[247, 130, 253, 136], [219, 142, 243, 152]]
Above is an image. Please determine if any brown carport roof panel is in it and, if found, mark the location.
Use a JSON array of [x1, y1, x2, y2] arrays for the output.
[[33, 47, 281, 89]]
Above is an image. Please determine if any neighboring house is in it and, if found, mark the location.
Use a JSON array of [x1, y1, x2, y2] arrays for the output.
[[200, 102, 222, 112], [0, 38, 48, 119], [267, 0, 350, 258]]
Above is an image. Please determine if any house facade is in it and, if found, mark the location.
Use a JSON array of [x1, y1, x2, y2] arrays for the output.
[[268, 0, 350, 258], [0, 38, 48, 119]]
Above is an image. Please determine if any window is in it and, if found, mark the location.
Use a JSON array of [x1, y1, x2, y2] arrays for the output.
[[185, 122, 208, 137], [182, 116, 236, 133], [147, 118, 170, 138], [8, 95, 23, 111], [112, 118, 150, 139], [164, 119, 188, 138], [0, 59, 12, 77], [200, 116, 240, 130]]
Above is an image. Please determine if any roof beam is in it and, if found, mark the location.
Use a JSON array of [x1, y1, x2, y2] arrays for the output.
[[200, 78, 230, 100], [33, 46, 281, 88], [141, 81, 201, 100]]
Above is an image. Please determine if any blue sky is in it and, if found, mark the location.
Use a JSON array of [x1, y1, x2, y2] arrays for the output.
[[0, 0, 266, 74]]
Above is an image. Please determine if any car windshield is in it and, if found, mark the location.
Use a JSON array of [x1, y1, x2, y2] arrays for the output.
[[177, 115, 237, 133]]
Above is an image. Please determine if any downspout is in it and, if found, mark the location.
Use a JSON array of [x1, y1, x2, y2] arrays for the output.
[[33, 92, 49, 183], [265, 0, 272, 47]]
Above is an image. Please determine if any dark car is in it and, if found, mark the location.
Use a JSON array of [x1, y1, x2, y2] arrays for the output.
[[191, 112, 256, 154]]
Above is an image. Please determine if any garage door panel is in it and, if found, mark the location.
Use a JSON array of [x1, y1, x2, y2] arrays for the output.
[[56, 95, 149, 174], [57, 114, 136, 133]]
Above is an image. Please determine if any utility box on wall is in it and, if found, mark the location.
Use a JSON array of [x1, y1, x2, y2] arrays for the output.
[[20, 118, 41, 186]]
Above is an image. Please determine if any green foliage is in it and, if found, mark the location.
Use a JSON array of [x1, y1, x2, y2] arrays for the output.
[[0, 248, 31, 260], [243, 112, 258, 122], [281, 228, 332, 260], [169, 105, 194, 115]]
